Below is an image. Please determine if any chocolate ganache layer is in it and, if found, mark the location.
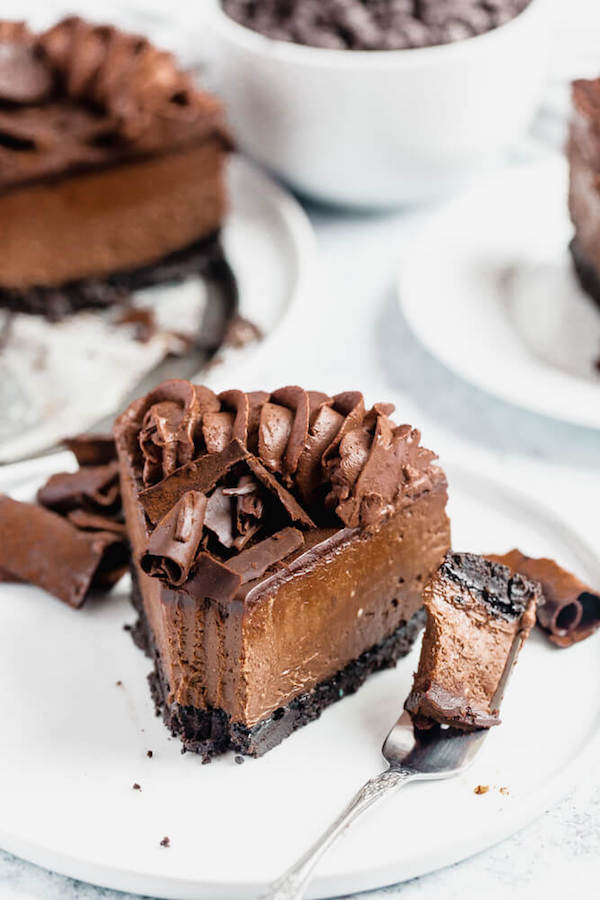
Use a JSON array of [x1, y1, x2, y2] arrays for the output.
[[0, 17, 231, 304], [405, 553, 540, 731], [114, 380, 451, 758]]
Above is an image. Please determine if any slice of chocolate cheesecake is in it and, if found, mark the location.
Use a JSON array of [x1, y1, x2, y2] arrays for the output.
[[0, 18, 231, 317], [405, 553, 540, 731], [568, 77, 600, 308], [114, 380, 451, 759]]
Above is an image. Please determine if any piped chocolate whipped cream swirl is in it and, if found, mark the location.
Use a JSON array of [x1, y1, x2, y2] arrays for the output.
[[118, 379, 444, 593], [0, 17, 230, 191]]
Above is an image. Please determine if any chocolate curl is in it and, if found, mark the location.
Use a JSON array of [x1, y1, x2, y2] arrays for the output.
[[487, 550, 600, 648], [63, 433, 117, 466], [139, 439, 248, 525], [270, 386, 311, 478], [37, 460, 120, 515], [0, 494, 127, 608], [202, 411, 235, 453], [141, 491, 207, 586], [228, 527, 304, 584]]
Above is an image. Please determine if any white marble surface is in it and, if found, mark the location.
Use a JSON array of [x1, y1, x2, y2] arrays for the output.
[[2, 0, 600, 897]]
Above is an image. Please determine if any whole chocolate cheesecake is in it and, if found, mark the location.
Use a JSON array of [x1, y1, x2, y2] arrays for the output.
[[0, 18, 231, 317], [568, 76, 600, 309], [114, 380, 451, 759]]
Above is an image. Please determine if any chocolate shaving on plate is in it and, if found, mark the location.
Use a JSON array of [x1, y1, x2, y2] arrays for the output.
[[63, 433, 117, 467], [0, 494, 127, 607], [37, 460, 121, 514], [487, 549, 600, 648]]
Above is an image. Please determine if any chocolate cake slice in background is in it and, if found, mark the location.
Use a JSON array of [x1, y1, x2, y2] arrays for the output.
[[568, 76, 600, 309], [0, 17, 232, 317], [405, 552, 540, 731], [114, 380, 451, 760]]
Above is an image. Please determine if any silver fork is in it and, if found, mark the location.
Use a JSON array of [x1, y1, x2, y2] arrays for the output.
[[261, 637, 523, 900]]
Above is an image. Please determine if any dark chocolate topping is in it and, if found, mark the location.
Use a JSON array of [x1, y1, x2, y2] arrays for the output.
[[488, 549, 600, 648], [114, 379, 444, 592], [0, 16, 230, 193], [440, 552, 541, 621]]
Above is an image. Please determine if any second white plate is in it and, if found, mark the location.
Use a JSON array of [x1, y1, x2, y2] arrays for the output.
[[0, 455, 599, 898], [397, 156, 600, 430]]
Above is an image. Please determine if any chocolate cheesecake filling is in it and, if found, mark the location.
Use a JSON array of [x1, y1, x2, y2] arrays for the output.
[[115, 380, 451, 757]]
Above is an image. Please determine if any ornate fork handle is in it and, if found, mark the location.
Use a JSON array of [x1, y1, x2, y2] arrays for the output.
[[261, 766, 416, 900]]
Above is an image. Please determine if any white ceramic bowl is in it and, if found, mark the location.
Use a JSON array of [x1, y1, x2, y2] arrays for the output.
[[208, 0, 553, 208]]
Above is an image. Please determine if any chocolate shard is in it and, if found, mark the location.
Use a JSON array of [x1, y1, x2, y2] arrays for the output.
[[487, 549, 600, 648], [180, 551, 241, 605], [37, 460, 121, 514], [245, 454, 315, 528], [141, 491, 207, 587], [67, 509, 127, 537], [269, 386, 311, 478], [139, 439, 248, 524], [204, 486, 235, 548], [0, 25, 53, 105], [63, 433, 117, 467], [405, 552, 540, 731], [227, 527, 304, 584], [0, 494, 127, 608]]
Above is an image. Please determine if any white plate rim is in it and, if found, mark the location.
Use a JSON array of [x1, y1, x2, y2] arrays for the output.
[[396, 156, 600, 431], [0, 456, 599, 897]]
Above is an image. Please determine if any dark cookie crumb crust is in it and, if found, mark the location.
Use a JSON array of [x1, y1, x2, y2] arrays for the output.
[[130, 569, 425, 761]]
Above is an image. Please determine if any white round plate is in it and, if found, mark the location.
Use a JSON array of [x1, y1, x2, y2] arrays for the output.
[[0, 155, 314, 463], [397, 156, 600, 430], [0, 455, 599, 899]]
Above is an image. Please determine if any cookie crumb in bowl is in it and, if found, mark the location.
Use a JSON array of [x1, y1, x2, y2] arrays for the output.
[[474, 784, 490, 795]]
